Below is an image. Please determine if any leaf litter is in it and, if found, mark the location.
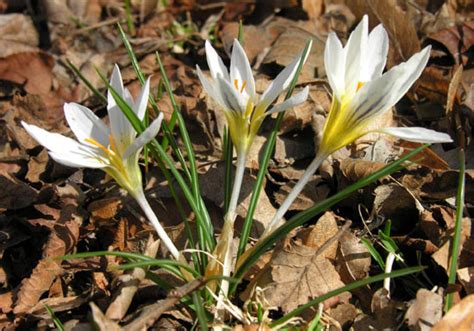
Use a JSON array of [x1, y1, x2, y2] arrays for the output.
[[0, 0, 472, 329]]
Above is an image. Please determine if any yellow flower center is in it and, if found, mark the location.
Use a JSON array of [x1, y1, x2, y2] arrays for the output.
[[84, 135, 127, 175]]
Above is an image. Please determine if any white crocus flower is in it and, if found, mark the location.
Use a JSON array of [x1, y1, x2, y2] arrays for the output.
[[264, 15, 453, 235], [197, 39, 311, 320], [22, 65, 180, 260], [197, 39, 311, 156]]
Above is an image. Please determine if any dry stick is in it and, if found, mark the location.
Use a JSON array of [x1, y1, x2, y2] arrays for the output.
[[105, 237, 160, 320], [123, 279, 206, 331]]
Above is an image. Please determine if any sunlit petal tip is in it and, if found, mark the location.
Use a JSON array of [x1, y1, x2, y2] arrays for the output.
[[123, 112, 164, 159], [134, 77, 151, 120], [380, 127, 453, 144], [260, 46, 308, 109], [230, 38, 255, 98], [205, 40, 229, 81], [266, 86, 310, 115]]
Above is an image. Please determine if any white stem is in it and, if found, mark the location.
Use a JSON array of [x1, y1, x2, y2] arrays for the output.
[[226, 151, 247, 223], [133, 190, 180, 260], [215, 151, 247, 322], [265, 153, 327, 235], [383, 252, 396, 297]]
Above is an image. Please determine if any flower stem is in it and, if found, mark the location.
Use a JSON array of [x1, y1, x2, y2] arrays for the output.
[[226, 151, 247, 223], [265, 152, 327, 235], [134, 190, 181, 260]]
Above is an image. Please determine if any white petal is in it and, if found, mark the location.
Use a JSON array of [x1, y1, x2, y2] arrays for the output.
[[260, 41, 312, 110], [205, 40, 229, 81], [229, 39, 256, 100], [107, 64, 125, 106], [49, 151, 106, 168], [133, 77, 150, 120], [344, 15, 368, 96], [196, 65, 226, 108], [217, 76, 246, 113], [348, 46, 431, 123], [360, 24, 388, 82], [64, 102, 110, 147], [324, 32, 345, 100], [380, 127, 453, 143], [266, 86, 309, 115], [123, 113, 163, 159], [21, 121, 105, 168]]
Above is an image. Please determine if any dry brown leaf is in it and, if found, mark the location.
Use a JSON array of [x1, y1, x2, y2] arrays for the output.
[[88, 197, 123, 222], [0, 14, 38, 58], [14, 204, 82, 314], [373, 183, 420, 226], [90, 303, 122, 331], [428, 21, 474, 66], [432, 294, 474, 330], [405, 289, 443, 331], [0, 174, 37, 209], [337, 231, 371, 281], [353, 288, 399, 330], [432, 217, 473, 272], [302, 0, 324, 19], [339, 158, 386, 183], [457, 267, 474, 295], [263, 25, 325, 81], [301, 212, 339, 258], [257, 239, 350, 313]]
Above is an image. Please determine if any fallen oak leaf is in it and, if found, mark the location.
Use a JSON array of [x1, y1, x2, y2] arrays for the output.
[[253, 222, 352, 313]]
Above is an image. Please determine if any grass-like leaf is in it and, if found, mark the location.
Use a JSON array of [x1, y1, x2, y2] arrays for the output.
[[44, 304, 65, 331], [445, 148, 465, 311]]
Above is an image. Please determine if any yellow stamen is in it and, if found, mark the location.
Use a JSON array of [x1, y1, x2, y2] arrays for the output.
[[108, 134, 118, 155], [234, 79, 239, 90], [356, 81, 364, 92], [240, 80, 247, 93], [84, 138, 110, 155]]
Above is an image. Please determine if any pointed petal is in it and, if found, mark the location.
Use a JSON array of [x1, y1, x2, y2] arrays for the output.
[[324, 32, 345, 100], [379, 127, 453, 143], [360, 24, 388, 82], [106, 66, 136, 152], [229, 39, 256, 100], [344, 15, 368, 95], [123, 113, 163, 159], [107, 64, 125, 105], [196, 65, 226, 108], [266, 86, 309, 115], [349, 46, 431, 123], [64, 102, 110, 146], [260, 41, 312, 110], [133, 77, 150, 120], [21, 121, 105, 168], [205, 40, 229, 81]]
